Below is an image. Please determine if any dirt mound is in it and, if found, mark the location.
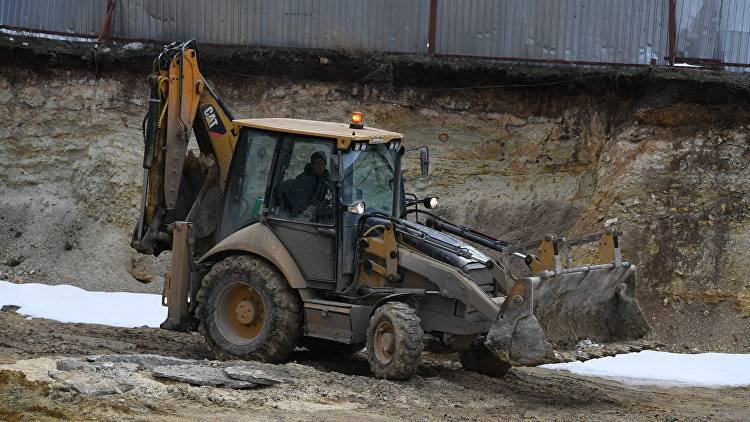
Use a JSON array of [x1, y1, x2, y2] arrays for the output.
[[0, 370, 71, 420], [0, 66, 167, 293]]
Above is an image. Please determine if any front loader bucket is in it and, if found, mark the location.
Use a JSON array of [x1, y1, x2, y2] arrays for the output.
[[485, 264, 649, 366], [483, 229, 651, 366], [484, 278, 556, 366], [532, 264, 650, 347]]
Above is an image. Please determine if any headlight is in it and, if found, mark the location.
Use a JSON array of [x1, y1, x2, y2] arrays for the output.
[[424, 196, 438, 209], [347, 201, 366, 215]]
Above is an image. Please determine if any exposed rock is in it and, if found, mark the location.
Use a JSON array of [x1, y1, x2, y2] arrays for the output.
[[55, 358, 91, 372], [55, 355, 295, 391], [224, 363, 292, 386], [152, 364, 257, 389], [418, 107, 439, 117], [48, 362, 141, 396], [575, 339, 600, 351], [87, 354, 196, 371], [4, 255, 25, 267], [0, 305, 20, 312], [49, 370, 131, 396]]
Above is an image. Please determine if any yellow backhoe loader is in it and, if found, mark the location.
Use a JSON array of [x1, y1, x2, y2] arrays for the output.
[[131, 41, 649, 380]]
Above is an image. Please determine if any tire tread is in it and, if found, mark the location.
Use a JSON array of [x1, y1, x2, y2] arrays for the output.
[[365, 301, 424, 380], [196, 255, 302, 363]]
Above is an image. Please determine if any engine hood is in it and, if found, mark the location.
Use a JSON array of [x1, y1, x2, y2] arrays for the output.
[[358, 215, 499, 293], [399, 219, 492, 271]]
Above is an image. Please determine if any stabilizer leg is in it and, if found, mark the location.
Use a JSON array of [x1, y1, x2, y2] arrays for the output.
[[161, 222, 194, 332]]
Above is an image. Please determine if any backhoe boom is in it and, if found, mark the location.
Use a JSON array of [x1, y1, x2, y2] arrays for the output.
[[131, 40, 238, 256]]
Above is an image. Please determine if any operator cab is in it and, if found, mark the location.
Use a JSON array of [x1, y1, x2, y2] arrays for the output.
[[218, 114, 403, 291]]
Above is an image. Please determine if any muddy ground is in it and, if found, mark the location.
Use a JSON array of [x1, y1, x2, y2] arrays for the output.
[[0, 36, 749, 420], [0, 310, 748, 421]]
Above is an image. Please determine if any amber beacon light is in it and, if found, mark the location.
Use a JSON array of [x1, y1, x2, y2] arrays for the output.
[[350, 111, 364, 129]]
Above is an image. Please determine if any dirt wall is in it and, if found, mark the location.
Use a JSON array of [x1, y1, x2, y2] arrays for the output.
[[0, 40, 748, 351]]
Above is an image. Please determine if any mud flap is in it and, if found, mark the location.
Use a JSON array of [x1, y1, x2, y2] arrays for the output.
[[484, 278, 556, 366]]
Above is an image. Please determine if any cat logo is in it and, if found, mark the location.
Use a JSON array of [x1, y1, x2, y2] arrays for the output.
[[200, 104, 226, 138], [202, 106, 219, 129]]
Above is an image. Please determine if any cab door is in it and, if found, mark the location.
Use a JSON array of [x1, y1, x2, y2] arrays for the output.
[[217, 129, 278, 240], [265, 136, 338, 290]]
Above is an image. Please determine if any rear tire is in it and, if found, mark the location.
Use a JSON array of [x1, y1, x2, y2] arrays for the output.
[[459, 341, 511, 378], [365, 302, 424, 380], [196, 255, 302, 363]]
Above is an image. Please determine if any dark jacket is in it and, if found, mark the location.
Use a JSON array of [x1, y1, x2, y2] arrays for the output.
[[279, 164, 329, 217]]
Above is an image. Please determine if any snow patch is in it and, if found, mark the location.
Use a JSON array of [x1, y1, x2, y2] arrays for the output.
[[542, 350, 750, 387], [0, 280, 165, 328], [122, 42, 144, 50]]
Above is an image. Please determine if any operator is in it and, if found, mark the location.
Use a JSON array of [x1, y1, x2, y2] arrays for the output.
[[283, 151, 331, 220]]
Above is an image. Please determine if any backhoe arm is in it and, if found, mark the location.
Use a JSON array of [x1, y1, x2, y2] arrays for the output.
[[132, 40, 238, 257]]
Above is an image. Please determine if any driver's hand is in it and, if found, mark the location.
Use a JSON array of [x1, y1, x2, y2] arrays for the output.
[[302, 205, 315, 219]]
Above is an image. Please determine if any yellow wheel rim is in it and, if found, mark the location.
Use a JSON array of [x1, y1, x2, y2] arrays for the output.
[[373, 320, 396, 365], [216, 281, 266, 345]]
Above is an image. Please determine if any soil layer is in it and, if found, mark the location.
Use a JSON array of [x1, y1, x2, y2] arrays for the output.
[[0, 310, 748, 421]]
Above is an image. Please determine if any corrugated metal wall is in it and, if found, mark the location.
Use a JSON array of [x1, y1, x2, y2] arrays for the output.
[[113, 0, 429, 53], [434, 0, 668, 65], [0, 0, 105, 35], [3, 0, 750, 70], [676, 0, 750, 65]]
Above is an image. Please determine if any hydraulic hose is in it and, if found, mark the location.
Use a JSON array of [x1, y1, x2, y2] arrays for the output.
[[143, 78, 160, 169]]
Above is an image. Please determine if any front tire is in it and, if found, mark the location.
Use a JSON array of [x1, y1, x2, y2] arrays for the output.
[[196, 255, 302, 363], [365, 302, 424, 380]]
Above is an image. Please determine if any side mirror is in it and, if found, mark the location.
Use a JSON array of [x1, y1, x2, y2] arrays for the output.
[[330, 153, 343, 182], [419, 147, 429, 176], [347, 201, 365, 215]]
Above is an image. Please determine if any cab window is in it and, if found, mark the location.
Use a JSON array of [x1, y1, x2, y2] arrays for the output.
[[268, 137, 335, 225], [218, 130, 277, 239], [341, 144, 396, 215]]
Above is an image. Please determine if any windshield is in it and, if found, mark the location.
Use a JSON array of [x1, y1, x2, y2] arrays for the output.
[[341, 145, 397, 215]]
